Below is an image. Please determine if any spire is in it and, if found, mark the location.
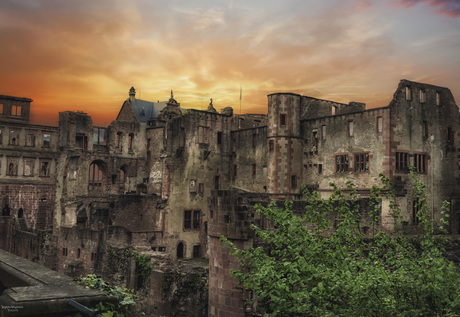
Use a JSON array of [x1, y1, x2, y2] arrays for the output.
[[129, 86, 136, 103]]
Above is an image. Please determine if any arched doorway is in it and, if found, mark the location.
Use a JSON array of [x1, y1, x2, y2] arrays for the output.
[[177, 242, 184, 259]]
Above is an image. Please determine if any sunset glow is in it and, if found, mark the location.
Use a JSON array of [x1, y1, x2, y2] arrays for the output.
[[1, 0, 459, 126]]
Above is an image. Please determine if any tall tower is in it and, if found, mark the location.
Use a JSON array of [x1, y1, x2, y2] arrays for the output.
[[266, 93, 303, 196]]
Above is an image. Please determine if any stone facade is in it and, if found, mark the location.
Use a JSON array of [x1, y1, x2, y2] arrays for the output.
[[0, 79, 459, 316]]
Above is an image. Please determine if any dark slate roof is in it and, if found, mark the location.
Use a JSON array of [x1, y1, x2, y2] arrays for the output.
[[130, 99, 167, 122]]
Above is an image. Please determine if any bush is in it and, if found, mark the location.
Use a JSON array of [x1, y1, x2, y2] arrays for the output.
[[221, 170, 460, 316]]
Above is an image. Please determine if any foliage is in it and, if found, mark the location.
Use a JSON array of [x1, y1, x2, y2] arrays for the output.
[[221, 169, 460, 316], [132, 250, 154, 285], [78, 274, 140, 317]]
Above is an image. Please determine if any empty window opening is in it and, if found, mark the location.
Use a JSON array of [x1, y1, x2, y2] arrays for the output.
[[405, 87, 412, 101], [11, 105, 21, 116], [92, 128, 107, 146], [322, 125, 326, 139], [116, 132, 122, 148], [436, 92, 441, 106], [27, 134, 35, 147], [318, 164, 323, 174], [252, 163, 256, 177], [217, 131, 222, 145], [77, 248, 81, 258], [269, 140, 274, 152], [198, 183, 204, 193], [40, 161, 50, 177], [420, 90, 426, 103], [89, 161, 105, 191], [233, 164, 237, 178], [128, 134, 134, 149]]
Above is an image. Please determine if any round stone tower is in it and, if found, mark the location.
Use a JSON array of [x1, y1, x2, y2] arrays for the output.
[[266, 93, 303, 197]]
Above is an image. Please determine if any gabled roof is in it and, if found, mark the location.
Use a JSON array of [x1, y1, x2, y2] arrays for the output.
[[128, 99, 167, 122]]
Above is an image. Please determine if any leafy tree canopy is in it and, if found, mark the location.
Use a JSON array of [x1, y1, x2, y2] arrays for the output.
[[221, 170, 460, 316]]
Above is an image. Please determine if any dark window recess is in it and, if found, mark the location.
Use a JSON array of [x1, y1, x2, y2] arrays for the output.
[[269, 140, 274, 152], [158, 247, 166, 252], [252, 164, 256, 177], [193, 210, 200, 229], [291, 175, 297, 189], [193, 245, 201, 258], [233, 165, 237, 178], [184, 210, 192, 229], [318, 164, 323, 174], [280, 114, 286, 126], [395, 152, 408, 172], [217, 131, 222, 145], [414, 154, 426, 174], [214, 176, 220, 189], [335, 155, 349, 172], [198, 183, 204, 193], [448, 127, 454, 144], [354, 153, 369, 172]]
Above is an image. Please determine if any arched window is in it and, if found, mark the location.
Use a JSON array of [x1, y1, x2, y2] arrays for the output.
[[89, 161, 106, 191], [177, 242, 184, 259]]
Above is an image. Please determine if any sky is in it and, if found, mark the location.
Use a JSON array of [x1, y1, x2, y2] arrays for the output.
[[0, 0, 459, 126]]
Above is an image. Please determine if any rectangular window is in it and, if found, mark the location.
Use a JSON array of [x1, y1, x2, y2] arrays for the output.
[[268, 140, 274, 152], [252, 133, 256, 148], [128, 134, 133, 149], [0, 104, 3, 114], [40, 160, 51, 177], [11, 105, 22, 116], [198, 126, 210, 144], [413, 154, 426, 174], [348, 121, 354, 137], [75, 133, 87, 149], [318, 164, 323, 174], [280, 114, 286, 126], [406, 87, 412, 101], [7, 157, 18, 176], [252, 163, 256, 177], [423, 121, 428, 138], [233, 164, 237, 178], [335, 155, 349, 173], [184, 210, 192, 229], [377, 117, 383, 133], [354, 153, 369, 172], [217, 131, 222, 145], [180, 128, 186, 147], [436, 92, 440, 106], [77, 248, 81, 258], [395, 152, 409, 172], [93, 128, 107, 146], [9, 130, 18, 145], [198, 183, 204, 193], [322, 125, 326, 139], [62, 248, 68, 256], [193, 245, 201, 258], [116, 132, 122, 148], [43, 133, 50, 147], [420, 90, 426, 103], [214, 175, 220, 190], [291, 175, 297, 189], [193, 210, 200, 229], [0, 129, 2, 145], [91, 252, 96, 261]]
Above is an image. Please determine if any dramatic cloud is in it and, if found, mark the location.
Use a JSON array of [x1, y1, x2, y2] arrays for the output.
[[0, 0, 459, 126], [393, 0, 460, 17]]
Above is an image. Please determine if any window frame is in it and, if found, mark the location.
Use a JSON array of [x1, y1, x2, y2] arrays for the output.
[[335, 154, 349, 173], [395, 152, 409, 172], [354, 153, 370, 172]]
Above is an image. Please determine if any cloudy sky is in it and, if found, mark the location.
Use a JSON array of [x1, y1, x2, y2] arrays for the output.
[[1, 0, 459, 126]]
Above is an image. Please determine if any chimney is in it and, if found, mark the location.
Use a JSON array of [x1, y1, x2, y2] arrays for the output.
[[129, 87, 136, 103]]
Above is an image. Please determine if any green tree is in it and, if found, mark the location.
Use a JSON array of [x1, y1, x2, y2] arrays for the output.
[[221, 171, 460, 316]]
